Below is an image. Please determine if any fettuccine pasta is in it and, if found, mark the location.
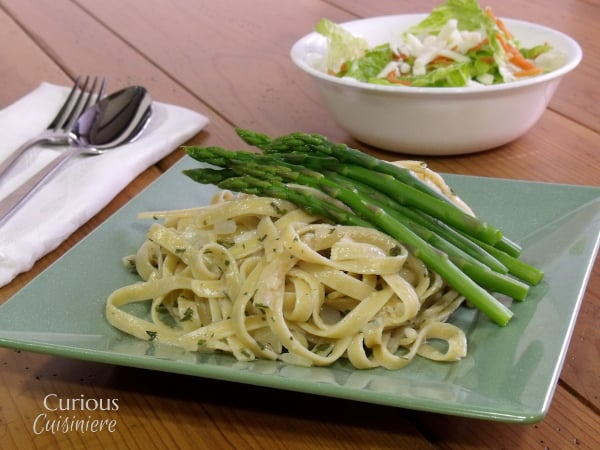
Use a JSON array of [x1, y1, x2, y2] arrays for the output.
[[106, 163, 470, 369]]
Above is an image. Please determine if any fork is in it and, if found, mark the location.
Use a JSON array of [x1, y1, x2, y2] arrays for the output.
[[0, 76, 106, 177]]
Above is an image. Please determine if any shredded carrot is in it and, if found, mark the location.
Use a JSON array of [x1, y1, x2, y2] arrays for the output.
[[486, 7, 513, 39], [495, 32, 539, 71], [514, 67, 544, 78], [468, 38, 490, 53], [479, 56, 495, 65], [510, 53, 537, 71], [429, 55, 453, 65], [496, 33, 515, 55], [386, 71, 411, 85], [488, 10, 540, 74]]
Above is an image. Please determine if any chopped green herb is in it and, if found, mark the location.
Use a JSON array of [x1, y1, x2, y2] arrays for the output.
[[390, 245, 403, 256], [146, 330, 157, 341], [180, 307, 194, 322], [270, 201, 288, 215], [216, 239, 233, 248], [122, 255, 137, 273]]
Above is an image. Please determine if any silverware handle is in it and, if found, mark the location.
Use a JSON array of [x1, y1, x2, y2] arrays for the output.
[[0, 147, 79, 226], [0, 137, 45, 177]]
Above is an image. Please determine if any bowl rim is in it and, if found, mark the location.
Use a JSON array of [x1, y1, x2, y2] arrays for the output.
[[290, 14, 583, 95]]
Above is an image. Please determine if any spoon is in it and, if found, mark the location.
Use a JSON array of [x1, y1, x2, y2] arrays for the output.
[[0, 85, 153, 225], [73, 85, 152, 149]]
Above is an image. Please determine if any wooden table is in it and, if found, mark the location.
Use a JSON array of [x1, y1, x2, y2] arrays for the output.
[[1, 0, 598, 448]]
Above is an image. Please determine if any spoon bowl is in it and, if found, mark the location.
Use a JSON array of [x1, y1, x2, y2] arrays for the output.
[[73, 85, 152, 150]]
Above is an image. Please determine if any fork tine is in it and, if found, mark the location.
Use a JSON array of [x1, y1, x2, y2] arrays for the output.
[[64, 76, 106, 132], [96, 78, 107, 104], [48, 76, 81, 130], [59, 76, 92, 132], [76, 77, 97, 116], [85, 77, 106, 112]]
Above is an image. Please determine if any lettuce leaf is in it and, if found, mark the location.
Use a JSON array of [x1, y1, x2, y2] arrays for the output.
[[371, 62, 473, 87], [316, 18, 369, 72], [412, 62, 473, 87], [315, 0, 551, 87], [408, 0, 509, 83], [408, 0, 493, 35], [519, 44, 553, 60], [342, 44, 394, 81]]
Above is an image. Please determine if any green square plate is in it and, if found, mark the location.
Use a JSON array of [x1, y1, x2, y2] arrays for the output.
[[1, 156, 598, 423]]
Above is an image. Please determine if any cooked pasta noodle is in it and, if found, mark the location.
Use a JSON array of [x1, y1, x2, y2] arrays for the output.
[[106, 164, 470, 369]]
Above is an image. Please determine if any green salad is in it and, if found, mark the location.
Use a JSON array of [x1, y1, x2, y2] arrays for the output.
[[316, 0, 564, 87]]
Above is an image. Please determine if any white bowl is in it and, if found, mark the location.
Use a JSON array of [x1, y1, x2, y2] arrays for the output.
[[290, 14, 582, 155]]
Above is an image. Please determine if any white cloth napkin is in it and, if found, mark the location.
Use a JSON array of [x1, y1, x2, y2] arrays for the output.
[[0, 82, 209, 287]]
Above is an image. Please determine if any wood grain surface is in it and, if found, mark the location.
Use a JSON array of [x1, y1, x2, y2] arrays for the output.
[[0, 1, 598, 448]]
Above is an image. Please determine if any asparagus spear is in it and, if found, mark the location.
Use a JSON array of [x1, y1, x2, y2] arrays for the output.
[[187, 147, 503, 246], [343, 171, 542, 287], [237, 128, 452, 202], [325, 169, 540, 290], [323, 170, 509, 274], [183, 153, 515, 325], [183, 167, 372, 228], [185, 146, 531, 287], [471, 238, 545, 286], [188, 153, 528, 301], [182, 130, 545, 323], [238, 128, 523, 257]]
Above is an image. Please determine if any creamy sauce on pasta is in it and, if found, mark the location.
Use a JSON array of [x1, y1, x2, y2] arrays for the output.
[[106, 161, 470, 370]]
